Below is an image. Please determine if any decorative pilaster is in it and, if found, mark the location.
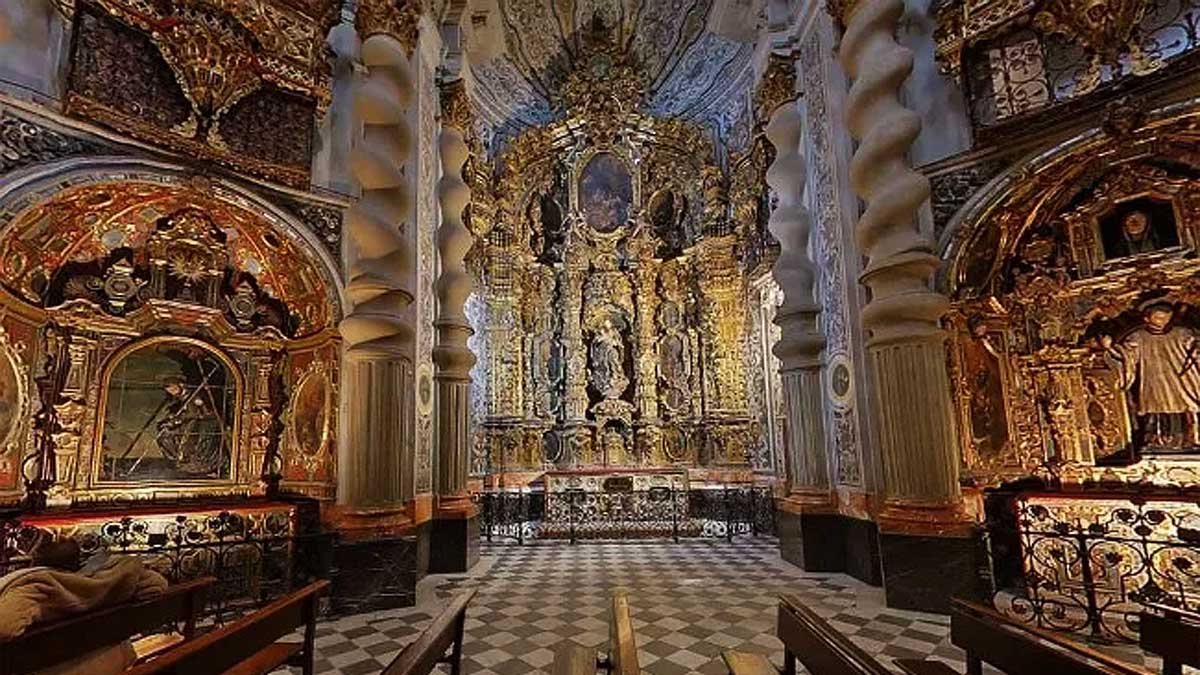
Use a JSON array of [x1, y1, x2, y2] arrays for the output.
[[336, 32, 417, 532], [764, 76, 830, 508], [695, 236, 752, 465], [835, 0, 964, 531]]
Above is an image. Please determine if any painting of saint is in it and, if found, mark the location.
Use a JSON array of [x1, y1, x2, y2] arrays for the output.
[[579, 153, 632, 233], [291, 373, 330, 456], [99, 341, 236, 481], [1099, 300, 1200, 454], [1100, 197, 1179, 260]]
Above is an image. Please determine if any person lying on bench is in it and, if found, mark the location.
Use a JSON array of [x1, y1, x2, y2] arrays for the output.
[[0, 537, 169, 675]]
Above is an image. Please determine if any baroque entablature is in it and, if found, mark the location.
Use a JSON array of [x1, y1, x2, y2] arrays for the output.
[[943, 99, 1200, 490]]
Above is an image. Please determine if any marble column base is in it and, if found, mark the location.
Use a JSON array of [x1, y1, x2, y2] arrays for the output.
[[879, 531, 982, 613], [429, 514, 480, 574], [778, 510, 881, 586], [328, 524, 430, 614]]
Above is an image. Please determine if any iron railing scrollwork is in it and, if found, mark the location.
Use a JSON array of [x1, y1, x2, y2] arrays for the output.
[[474, 485, 776, 544], [984, 493, 1200, 643], [0, 509, 333, 623]]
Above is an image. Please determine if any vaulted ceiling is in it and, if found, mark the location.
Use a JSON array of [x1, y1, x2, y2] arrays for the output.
[[458, 0, 764, 149]]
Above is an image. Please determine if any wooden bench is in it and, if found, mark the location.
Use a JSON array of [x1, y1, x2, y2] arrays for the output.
[[1140, 603, 1200, 675], [124, 579, 328, 675], [721, 594, 961, 675], [0, 576, 213, 675], [553, 591, 639, 675], [893, 598, 1156, 675], [380, 588, 476, 675]]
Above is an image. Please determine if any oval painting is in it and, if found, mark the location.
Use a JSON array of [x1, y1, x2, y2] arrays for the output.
[[291, 371, 331, 456], [579, 152, 632, 233]]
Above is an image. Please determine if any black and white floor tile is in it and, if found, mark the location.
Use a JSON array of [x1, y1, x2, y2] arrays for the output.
[[287, 538, 1160, 674]]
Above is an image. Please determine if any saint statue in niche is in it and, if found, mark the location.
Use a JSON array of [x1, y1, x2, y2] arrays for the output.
[[579, 153, 632, 233], [1100, 197, 1180, 260], [1098, 300, 1200, 453], [100, 341, 236, 481], [590, 316, 628, 400]]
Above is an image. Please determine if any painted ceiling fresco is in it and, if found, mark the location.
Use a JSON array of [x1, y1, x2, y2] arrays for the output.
[[462, 0, 760, 146]]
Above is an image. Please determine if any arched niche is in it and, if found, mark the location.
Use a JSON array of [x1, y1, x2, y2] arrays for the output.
[[93, 336, 242, 487], [0, 159, 343, 505], [940, 100, 1200, 489]]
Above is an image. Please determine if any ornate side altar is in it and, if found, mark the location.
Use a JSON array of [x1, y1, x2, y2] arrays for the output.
[[946, 103, 1200, 489], [465, 30, 754, 476], [0, 178, 342, 508]]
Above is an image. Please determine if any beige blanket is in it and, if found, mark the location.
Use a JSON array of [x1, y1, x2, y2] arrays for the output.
[[0, 554, 168, 640]]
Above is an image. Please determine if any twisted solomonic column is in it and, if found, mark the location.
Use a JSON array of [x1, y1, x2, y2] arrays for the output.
[[433, 108, 475, 511], [337, 34, 417, 519], [765, 101, 831, 509], [837, 0, 963, 530]]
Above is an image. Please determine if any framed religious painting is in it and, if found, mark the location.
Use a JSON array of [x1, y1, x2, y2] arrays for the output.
[[94, 337, 241, 485]]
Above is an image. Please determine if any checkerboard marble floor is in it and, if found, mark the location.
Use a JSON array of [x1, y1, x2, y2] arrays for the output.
[[290, 538, 1160, 674]]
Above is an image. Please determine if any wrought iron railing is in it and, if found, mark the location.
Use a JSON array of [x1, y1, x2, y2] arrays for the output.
[[984, 492, 1200, 643], [0, 509, 333, 623], [474, 485, 776, 544]]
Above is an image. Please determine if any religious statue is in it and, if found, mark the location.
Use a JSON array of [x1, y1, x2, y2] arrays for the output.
[[1099, 300, 1200, 451], [590, 316, 629, 400], [1101, 204, 1179, 260]]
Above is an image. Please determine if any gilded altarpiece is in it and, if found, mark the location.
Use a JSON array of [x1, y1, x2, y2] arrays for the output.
[[946, 106, 1200, 489], [0, 180, 341, 506], [465, 48, 754, 476]]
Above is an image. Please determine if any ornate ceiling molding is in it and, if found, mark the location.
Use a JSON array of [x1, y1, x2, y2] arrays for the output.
[[460, 0, 760, 145]]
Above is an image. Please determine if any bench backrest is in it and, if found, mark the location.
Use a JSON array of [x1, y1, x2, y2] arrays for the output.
[[609, 592, 638, 675], [950, 599, 1153, 675], [0, 576, 214, 675], [778, 594, 892, 675], [382, 588, 478, 675], [1140, 605, 1200, 675], [123, 579, 329, 675]]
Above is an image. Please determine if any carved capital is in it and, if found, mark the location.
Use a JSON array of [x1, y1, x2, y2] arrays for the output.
[[755, 52, 799, 120], [439, 78, 472, 131], [356, 0, 419, 53]]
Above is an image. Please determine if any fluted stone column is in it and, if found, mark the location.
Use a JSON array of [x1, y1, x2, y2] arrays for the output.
[[835, 0, 971, 611], [336, 33, 417, 537], [429, 83, 478, 571]]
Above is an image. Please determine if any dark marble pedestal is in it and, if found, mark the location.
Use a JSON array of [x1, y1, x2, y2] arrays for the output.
[[778, 510, 881, 585], [429, 514, 480, 574], [879, 532, 981, 613], [329, 527, 428, 615]]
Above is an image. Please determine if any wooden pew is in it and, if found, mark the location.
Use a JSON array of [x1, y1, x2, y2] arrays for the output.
[[1140, 603, 1200, 675], [553, 591, 640, 675], [721, 594, 956, 675], [0, 576, 213, 675], [893, 598, 1155, 675], [123, 579, 328, 675], [380, 588, 476, 675]]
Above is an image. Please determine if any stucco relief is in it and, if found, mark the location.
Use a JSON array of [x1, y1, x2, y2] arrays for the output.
[[799, 33, 865, 487]]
